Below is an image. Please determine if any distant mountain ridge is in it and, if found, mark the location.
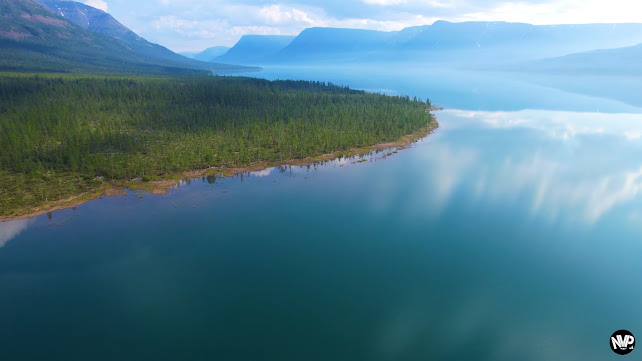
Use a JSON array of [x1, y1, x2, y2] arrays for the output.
[[218, 21, 642, 66], [213, 35, 295, 65], [192, 46, 230, 61], [399, 21, 642, 57]]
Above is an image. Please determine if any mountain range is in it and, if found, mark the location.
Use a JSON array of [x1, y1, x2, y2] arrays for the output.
[[205, 21, 642, 69], [3, 0, 642, 76], [0, 0, 258, 74]]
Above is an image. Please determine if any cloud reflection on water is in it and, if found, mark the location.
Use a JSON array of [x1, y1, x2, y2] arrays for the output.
[[0, 219, 33, 248], [449, 109, 642, 140], [411, 109, 642, 225], [249, 167, 275, 177]]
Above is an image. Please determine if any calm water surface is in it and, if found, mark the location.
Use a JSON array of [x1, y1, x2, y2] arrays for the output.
[[1, 67, 641, 361]]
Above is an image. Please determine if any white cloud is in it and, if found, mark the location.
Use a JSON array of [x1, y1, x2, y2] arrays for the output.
[[362, 0, 408, 5], [258, 5, 317, 26], [83, 0, 108, 12], [461, 0, 642, 25]]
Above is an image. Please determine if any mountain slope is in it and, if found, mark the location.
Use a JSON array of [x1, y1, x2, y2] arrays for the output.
[[214, 35, 294, 65], [39, 0, 140, 41], [0, 0, 167, 73], [36, 0, 256, 73], [0, 0, 257, 74]]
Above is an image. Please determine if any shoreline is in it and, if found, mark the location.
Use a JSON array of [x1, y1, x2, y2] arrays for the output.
[[0, 120, 438, 222]]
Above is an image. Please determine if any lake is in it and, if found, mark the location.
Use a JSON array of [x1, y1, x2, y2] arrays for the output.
[[1, 66, 641, 361]]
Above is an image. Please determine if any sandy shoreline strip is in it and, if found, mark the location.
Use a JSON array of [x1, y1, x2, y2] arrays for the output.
[[0, 121, 439, 222]]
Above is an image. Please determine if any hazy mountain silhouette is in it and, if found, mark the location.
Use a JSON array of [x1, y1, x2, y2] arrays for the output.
[[213, 35, 295, 65], [521, 43, 642, 75], [224, 21, 642, 66], [191, 46, 230, 61]]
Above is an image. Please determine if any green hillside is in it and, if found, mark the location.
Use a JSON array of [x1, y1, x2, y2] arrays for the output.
[[0, 0, 256, 74], [38, 0, 252, 73]]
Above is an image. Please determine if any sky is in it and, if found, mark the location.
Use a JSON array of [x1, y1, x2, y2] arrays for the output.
[[82, 0, 642, 52]]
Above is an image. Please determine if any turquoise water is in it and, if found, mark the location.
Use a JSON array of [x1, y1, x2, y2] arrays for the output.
[[2, 68, 641, 361]]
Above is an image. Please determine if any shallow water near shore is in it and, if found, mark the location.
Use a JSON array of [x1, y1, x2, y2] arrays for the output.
[[2, 67, 642, 361]]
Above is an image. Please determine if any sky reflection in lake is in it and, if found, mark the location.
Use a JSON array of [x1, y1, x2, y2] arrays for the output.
[[414, 109, 642, 225]]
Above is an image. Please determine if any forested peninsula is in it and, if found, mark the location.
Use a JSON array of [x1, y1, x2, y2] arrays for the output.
[[0, 74, 437, 219]]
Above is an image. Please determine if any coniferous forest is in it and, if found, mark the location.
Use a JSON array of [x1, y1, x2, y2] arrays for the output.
[[0, 73, 434, 216]]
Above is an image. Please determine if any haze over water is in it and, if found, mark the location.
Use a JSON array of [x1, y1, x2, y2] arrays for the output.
[[1, 67, 641, 361]]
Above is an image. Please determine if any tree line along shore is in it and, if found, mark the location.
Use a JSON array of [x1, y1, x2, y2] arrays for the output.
[[0, 73, 436, 218]]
